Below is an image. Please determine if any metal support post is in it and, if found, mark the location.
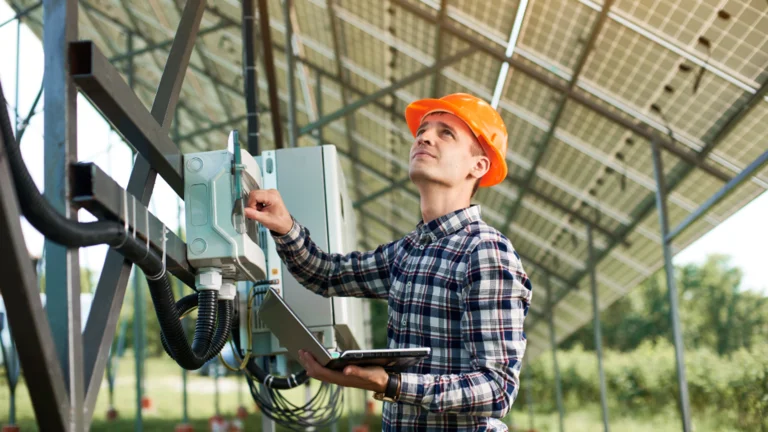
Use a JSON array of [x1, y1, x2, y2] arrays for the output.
[[257, 0, 285, 149], [526, 362, 534, 431], [242, 0, 260, 154], [80, 0, 206, 421], [134, 271, 145, 431], [5, 15, 22, 427], [214, 365, 221, 416], [0, 326, 20, 426], [546, 273, 565, 432], [43, 1, 84, 430], [588, 224, 610, 432], [0, 84, 70, 430], [315, 70, 323, 146], [284, 0, 298, 147], [14, 17, 20, 136], [650, 140, 693, 432], [177, 275, 190, 424], [260, 358, 276, 432], [430, 0, 448, 97]]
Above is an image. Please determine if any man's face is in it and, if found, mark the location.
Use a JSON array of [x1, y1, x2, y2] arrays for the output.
[[409, 112, 489, 190]]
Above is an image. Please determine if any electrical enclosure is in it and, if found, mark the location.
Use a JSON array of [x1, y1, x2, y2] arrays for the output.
[[245, 145, 371, 358]]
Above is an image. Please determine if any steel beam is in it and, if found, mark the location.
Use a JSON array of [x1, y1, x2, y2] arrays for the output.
[[507, 177, 629, 246], [152, 0, 207, 130], [298, 47, 473, 136], [133, 270, 145, 430], [257, 0, 286, 149], [430, 0, 448, 97], [0, 1, 41, 29], [284, 0, 298, 148], [356, 206, 567, 294], [108, 21, 232, 64], [293, 58, 626, 246], [535, 69, 768, 330], [325, 0, 371, 245], [651, 140, 692, 432], [545, 274, 565, 432], [391, 0, 732, 183], [169, 0, 234, 125], [588, 224, 610, 432], [315, 70, 323, 145], [43, 1, 84, 429], [242, 0, 260, 154], [353, 176, 411, 208], [526, 362, 534, 431], [70, 42, 184, 195], [0, 84, 71, 431], [80, 1, 206, 424], [668, 148, 768, 242], [70, 162, 194, 286], [503, 0, 614, 230], [178, 114, 250, 142]]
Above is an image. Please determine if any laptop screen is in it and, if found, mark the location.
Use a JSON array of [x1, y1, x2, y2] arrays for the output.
[[257, 288, 334, 365]]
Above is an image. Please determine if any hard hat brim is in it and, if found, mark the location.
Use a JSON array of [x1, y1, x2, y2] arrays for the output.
[[405, 98, 507, 188]]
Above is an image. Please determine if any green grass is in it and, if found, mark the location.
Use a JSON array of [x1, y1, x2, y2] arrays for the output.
[[0, 352, 380, 431], [0, 355, 739, 431], [506, 403, 740, 432]]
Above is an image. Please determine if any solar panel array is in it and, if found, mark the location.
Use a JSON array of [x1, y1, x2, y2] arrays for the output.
[[9, 0, 767, 360]]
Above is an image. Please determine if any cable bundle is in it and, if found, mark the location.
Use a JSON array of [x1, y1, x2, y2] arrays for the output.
[[245, 362, 344, 431], [227, 282, 345, 430]]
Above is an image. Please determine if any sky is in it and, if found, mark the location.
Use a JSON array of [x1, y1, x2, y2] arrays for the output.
[[0, 3, 765, 294]]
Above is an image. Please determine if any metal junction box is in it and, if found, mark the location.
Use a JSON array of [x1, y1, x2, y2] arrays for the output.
[[248, 145, 370, 357]]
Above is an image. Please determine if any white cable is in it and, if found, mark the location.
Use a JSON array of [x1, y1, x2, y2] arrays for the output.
[[147, 224, 168, 281], [114, 188, 130, 249], [132, 195, 137, 239]]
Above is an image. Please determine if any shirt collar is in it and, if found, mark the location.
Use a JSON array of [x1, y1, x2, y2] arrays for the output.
[[415, 205, 482, 244]]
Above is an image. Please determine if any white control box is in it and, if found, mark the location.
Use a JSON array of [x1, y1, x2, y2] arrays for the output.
[[246, 145, 369, 357]]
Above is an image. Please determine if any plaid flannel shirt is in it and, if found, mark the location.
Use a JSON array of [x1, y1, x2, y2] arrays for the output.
[[273, 205, 532, 431]]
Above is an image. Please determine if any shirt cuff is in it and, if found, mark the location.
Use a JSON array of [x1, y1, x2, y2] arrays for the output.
[[397, 372, 425, 406], [271, 217, 303, 249]]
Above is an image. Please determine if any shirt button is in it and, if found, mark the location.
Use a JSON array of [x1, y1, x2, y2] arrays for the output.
[[406, 282, 412, 288], [401, 316, 407, 325], [419, 245, 425, 250]]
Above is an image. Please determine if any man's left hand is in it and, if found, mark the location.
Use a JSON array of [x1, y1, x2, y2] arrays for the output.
[[298, 349, 389, 393]]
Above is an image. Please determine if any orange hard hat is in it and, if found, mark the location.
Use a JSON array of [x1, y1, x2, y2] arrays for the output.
[[404, 93, 508, 187]]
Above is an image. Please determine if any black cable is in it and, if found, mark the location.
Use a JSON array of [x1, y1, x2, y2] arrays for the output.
[[231, 288, 344, 429], [0, 82, 227, 371]]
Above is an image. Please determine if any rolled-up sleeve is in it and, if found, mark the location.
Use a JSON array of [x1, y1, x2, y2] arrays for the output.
[[272, 218, 398, 300], [397, 238, 532, 418]]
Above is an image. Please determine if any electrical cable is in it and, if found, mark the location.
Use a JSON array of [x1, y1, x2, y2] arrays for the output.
[[230, 282, 344, 430], [3, 82, 344, 422], [0, 83, 228, 371]]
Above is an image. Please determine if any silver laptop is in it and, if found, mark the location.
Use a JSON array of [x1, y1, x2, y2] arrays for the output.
[[258, 287, 430, 372]]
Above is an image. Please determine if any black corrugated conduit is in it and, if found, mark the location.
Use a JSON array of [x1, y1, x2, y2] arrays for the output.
[[0, 82, 230, 370]]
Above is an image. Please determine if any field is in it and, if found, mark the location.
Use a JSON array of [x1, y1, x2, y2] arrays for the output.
[[0, 353, 739, 431]]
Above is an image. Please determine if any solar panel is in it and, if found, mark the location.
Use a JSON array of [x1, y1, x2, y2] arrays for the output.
[[10, 0, 766, 360]]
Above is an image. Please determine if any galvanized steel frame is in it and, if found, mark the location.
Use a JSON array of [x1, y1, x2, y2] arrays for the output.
[[3, 1, 767, 431], [1, 0, 206, 429]]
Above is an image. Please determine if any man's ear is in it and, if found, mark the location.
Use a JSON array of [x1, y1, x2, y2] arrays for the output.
[[469, 155, 491, 181]]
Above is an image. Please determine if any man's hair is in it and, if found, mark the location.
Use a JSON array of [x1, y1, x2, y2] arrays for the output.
[[470, 140, 485, 198]]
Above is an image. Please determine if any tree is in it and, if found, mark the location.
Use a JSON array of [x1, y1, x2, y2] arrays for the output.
[[561, 254, 768, 355]]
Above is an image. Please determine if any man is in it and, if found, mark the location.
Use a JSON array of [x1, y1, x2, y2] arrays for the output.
[[245, 93, 533, 431]]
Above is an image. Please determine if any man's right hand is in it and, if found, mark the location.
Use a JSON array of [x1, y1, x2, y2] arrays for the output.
[[245, 189, 294, 236]]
